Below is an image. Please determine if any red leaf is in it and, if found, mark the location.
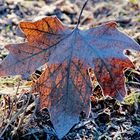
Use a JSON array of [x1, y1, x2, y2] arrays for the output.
[[0, 16, 140, 138]]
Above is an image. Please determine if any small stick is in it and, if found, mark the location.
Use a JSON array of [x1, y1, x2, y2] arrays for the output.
[[0, 94, 31, 137], [23, 97, 39, 128], [12, 94, 32, 135]]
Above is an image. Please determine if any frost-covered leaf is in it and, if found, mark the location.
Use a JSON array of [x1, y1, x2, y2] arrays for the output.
[[0, 16, 140, 138]]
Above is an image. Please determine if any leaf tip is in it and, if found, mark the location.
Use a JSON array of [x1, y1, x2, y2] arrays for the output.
[[16, 26, 26, 38], [4, 44, 10, 50]]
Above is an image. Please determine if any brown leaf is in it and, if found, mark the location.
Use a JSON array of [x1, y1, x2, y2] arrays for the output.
[[0, 16, 140, 137]]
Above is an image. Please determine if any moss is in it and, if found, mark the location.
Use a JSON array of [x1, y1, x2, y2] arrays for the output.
[[129, 0, 138, 3], [0, 75, 22, 90], [6, 24, 11, 32], [124, 92, 140, 105]]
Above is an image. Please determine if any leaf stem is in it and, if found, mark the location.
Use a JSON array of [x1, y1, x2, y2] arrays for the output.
[[76, 0, 89, 29]]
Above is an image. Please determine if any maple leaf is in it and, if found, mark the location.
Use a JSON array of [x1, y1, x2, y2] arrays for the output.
[[0, 16, 140, 138]]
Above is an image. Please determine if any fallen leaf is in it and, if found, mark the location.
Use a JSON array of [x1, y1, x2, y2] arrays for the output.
[[0, 16, 140, 138]]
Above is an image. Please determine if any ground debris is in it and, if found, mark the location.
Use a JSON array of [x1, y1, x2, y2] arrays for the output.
[[0, 87, 140, 140]]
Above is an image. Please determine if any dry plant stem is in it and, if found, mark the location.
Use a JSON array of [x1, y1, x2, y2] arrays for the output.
[[127, 69, 140, 78], [23, 97, 39, 128], [0, 104, 25, 136], [26, 101, 35, 113], [127, 81, 140, 88], [17, 3, 26, 17], [7, 96, 11, 118], [9, 81, 21, 119], [0, 94, 31, 137], [22, 129, 41, 138], [130, 69, 140, 76], [13, 94, 32, 134], [134, 93, 139, 114], [2, 97, 7, 121]]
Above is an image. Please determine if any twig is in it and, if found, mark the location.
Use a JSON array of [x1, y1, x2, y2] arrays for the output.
[[9, 80, 21, 119], [23, 97, 39, 128], [0, 94, 31, 137], [12, 94, 32, 135], [75, 0, 89, 29], [126, 81, 140, 88]]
